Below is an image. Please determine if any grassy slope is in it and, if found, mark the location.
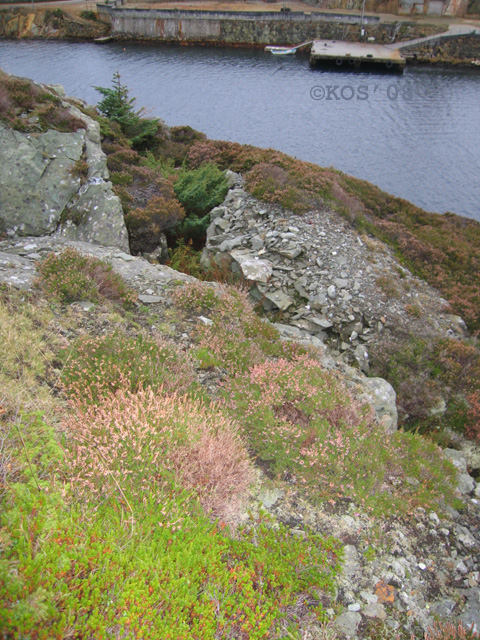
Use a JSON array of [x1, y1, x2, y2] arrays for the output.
[[0, 251, 460, 639]]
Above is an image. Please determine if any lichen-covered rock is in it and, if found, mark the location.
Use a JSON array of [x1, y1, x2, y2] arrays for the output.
[[0, 80, 129, 252], [57, 180, 128, 251], [0, 122, 84, 236], [358, 376, 398, 433]]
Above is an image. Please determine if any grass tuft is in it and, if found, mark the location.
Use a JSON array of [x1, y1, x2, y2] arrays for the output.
[[35, 247, 137, 309]]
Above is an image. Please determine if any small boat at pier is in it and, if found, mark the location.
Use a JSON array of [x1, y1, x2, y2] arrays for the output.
[[265, 41, 313, 56], [265, 46, 297, 55]]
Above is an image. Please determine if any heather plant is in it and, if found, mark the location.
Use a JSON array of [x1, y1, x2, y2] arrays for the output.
[[424, 621, 480, 640], [125, 195, 186, 254], [61, 332, 196, 406], [223, 356, 457, 515], [35, 247, 137, 308], [171, 279, 220, 311], [0, 70, 85, 133], [0, 393, 341, 639], [63, 386, 254, 520], [466, 390, 480, 442], [173, 282, 302, 374], [370, 335, 480, 439]]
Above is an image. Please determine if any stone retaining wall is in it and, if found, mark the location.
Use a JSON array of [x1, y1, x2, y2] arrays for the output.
[[98, 6, 442, 45], [409, 32, 480, 62]]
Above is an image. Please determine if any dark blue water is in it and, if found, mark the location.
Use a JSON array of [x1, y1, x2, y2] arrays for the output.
[[1, 39, 479, 220]]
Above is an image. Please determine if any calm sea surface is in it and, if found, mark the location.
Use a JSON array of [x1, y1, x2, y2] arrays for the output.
[[1, 39, 479, 220]]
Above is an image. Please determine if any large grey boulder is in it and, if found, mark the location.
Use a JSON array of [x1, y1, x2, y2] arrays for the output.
[[0, 83, 129, 253], [0, 123, 84, 236], [57, 180, 128, 251], [230, 249, 272, 283]]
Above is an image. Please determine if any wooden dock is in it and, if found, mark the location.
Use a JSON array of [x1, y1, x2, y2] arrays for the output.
[[310, 40, 405, 72]]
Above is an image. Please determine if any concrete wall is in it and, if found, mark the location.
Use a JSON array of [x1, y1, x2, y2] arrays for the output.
[[98, 6, 418, 46], [96, 7, 448, 45], [119, 0, 470, 15]]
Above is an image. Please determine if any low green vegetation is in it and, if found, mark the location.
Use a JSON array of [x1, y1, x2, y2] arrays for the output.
[[0, 253, 463, 638], [35, 247, 137, 308]]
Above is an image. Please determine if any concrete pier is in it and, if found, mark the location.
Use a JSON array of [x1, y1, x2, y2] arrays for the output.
[[310, 40, 406, 71]]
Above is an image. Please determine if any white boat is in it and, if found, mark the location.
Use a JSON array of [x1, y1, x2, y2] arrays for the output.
[[265, 41, 312, 56], [265, 46, 297, 55]]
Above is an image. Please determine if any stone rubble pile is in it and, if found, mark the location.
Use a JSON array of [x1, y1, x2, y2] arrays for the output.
[[203, 173, 467, 372]]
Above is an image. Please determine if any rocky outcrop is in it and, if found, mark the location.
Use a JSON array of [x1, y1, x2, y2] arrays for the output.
[[256, 483, 480, 638], [0, 8, 109, 40], [203, 173, 467, 367], [0, 236, 192, 295], [0, 81, 129, 252]]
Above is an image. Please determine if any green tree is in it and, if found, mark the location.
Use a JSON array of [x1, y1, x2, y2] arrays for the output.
[[95, 72, 158, 150]]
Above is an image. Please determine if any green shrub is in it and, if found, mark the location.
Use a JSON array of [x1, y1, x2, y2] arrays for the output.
[[79, 9, 97, 20], [35, 248, 137, 308], [61, 332, 196, 406], [174, 162, 227, 215]]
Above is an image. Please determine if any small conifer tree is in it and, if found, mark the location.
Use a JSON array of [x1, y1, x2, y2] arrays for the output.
[[95, 72, 158, 149]]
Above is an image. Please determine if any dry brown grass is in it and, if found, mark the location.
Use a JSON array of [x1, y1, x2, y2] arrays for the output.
[[0, 288, 64, 417]]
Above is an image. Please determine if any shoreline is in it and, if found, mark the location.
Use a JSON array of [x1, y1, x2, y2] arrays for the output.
[[1, 4, 480, 68]]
